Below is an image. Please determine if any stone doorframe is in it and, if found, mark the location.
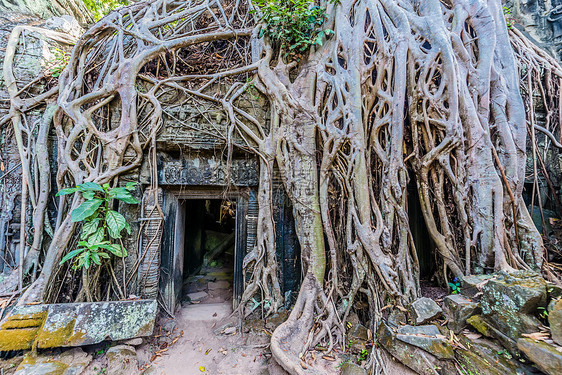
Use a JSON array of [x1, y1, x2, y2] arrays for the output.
[[158, 186, 256, 314]]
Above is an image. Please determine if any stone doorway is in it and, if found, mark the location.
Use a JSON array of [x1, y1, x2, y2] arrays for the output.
[[181, 199, 235, 306], [158, 188, 250, 314]]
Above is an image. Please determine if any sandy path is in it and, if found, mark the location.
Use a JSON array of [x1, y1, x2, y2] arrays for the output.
[[145, 302, 415, 375], [147, 303, 272, 375]]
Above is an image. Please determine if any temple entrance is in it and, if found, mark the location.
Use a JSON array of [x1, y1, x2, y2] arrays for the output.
[[158, 188, 249, 314], [181, 199, 236, 306]]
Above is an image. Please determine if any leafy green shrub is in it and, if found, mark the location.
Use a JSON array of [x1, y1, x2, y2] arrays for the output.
[[47, 48, 70, 78], [253, 0, 334, 60], [56, 182, 138, 269], [83, 0, 130, 21]]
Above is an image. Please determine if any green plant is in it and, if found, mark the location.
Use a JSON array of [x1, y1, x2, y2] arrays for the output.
[[253, 0, 334, 60], [503, 6, 513, 29], [57, 181, 138, 269], [48, 48, 70, 78], [84, 0, 130, 21], [357, 349, 369, 362], [537, 306, 549, 319], [448, 277, 461, 294]]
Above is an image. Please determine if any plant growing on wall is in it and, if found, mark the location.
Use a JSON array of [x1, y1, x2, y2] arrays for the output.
[[253, 0, 334, 60], [56, 182, 138, 269]]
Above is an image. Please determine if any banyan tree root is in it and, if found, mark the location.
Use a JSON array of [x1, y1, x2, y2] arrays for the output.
[[3, 0, 561, 373]]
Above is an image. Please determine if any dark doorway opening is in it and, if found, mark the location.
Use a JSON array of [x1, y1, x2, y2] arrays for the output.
[[407, 175, 437, 280], [181, 199, 236, 305]]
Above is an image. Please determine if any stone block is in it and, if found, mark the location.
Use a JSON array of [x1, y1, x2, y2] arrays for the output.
[[548, 299, 562, 346], [396, 325, 454, 360], [480, 271, 546, 340], [409, 297, 443, 325], [340, 362, 367, 375], [443, 294, 479, 333], [0, 300, 157, 351], [377, 321, 456, 375], [518, 338, 562, 375], [107, 345, 139, 375], [14, 348, 92, 375]]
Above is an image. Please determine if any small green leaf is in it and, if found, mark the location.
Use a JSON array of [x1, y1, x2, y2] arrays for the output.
[[82, 190, 95, 200], [125, 182, 138, 191], [56, 188, 79, 196], [81, 218, 100, 239], [91, 252, 101, 265], [88, 227, 105, 246], [84, 252, 91, 269], [77, 182, 104, 192], [106, 210, 126, 238], [109, 188, 139, 204], [59, 248, 85, 265], [103, 243, 127, 257], [71, 199, 103, 222]]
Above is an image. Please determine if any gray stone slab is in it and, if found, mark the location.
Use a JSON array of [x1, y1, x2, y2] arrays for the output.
[[0, 299, 157, 350]]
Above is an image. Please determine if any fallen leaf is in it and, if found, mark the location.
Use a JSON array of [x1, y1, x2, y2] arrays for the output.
[[205, 349, 212, 355], [200, 366, 206, 372], [522, 332, 550, 341]]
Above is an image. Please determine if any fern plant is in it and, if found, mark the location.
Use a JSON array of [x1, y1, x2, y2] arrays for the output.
[[56, 182, 138, 269]]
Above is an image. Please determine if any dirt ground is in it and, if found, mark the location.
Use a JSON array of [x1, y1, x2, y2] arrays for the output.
[[140, 301, 415, 375]]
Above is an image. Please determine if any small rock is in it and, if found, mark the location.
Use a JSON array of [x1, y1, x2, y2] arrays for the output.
[[348, 324, 369, 352], [340, 362, 367, 375], [223, 327, 236, 335], [517, 338, 562, 375], [443, 294, 479, 333], [158, 336, 172, 347], [547, 284, 562, 300], [186, 291, 208, 302], [106, 345, 138, 375], [44, 15, 83, 38], [409, 297, 443, 325], [461, 274, 493, 298], [123, 337, 143, 346], [161, 319, 177, 333], [549, 299, 562, 346], [395, 325, 454, 360], [387, 308, 407, 328], [15, 348, 92, 375]]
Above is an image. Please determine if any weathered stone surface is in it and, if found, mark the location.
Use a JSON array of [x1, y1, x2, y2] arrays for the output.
[[208, 280, 231, 290], [549, 299, 562, 346], [443, 294, 479, 333], [340, 362, 367, 375], [348, 324, 369, 352], [14, 348, 91, 375], [395, 325, 454, 360], [518, 338, 562, 375], [547, 284, 562, 301], [467, 315, 519, 354], [387, 308, 406, 328], [0, 300, 157, 350], [456, 334, 533, 375], [461, 274, 493, 298], [186, 291, 208, 302], [481, 271, 546, 340], [123, 337, 144, 346], [377, 321, 456, 375], [106, 345, 139, 375], [409, 297, 443, 325]]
